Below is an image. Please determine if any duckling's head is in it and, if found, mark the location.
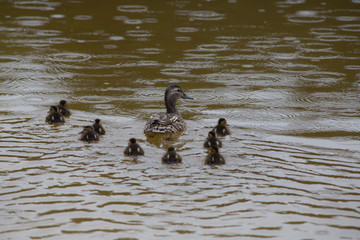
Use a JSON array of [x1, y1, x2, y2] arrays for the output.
[[94, 118, 101, 124], [59, 100, 67, 106], [208, 131, 216, 138], [167, 146, 175, 152], [129, 138, 137, 145], [218, 118, 227, 126], [208, 146, 219, 154], [49, 105, 58, 113]]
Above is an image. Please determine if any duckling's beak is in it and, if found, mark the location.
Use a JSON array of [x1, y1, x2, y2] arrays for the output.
[[182, 93, 194, 99]]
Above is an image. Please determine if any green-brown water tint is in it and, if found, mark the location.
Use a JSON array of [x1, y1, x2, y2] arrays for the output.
[[1, 0, 360, 239]]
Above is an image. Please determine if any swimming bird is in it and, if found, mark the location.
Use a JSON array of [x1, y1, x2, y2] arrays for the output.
[[162, 146, 182, 164], [144, 84, 193, 135], [57, 100, 71, 117], [204, 146, 225, 165], [203, 131, 222, 149], [213, 118, 230, 137], [92, 118, 105, 135], [79, 126, 99, 142], [124, 138, 144, 156], [45, 106, 65, 124]]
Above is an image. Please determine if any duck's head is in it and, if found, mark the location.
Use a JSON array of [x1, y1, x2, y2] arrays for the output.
[[129, 138, 138, 145], [165, 84, 193, 101], [164, 85, 193, 114], [49, 105, 59, 113], [94, 118, 101, 124], [218, 118, 227, 126], [208, 146, 219, 154], [208, 131, 216, 138], [59, 100, 67, 106]]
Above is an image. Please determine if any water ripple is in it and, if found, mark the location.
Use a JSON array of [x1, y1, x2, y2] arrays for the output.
[[14, 1, 60, 11], [47, 53, 92, 62], [287, 11, 326, 23], [117, 5, 148, 13], [14, 16, 49, 27]]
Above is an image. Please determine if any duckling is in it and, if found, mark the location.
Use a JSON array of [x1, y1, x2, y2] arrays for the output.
[[45, 106, 65, 124], [124, 138, 144, 156], [57, 100, 71, 117], [144, 84, 193, 135], [79, 125, 99, 142], [203, 131, 222, 149], [204, 146, 225, 165], [92, 118, 105, 135], [162, 147, 182, 164], [213, 118, 231, 137]]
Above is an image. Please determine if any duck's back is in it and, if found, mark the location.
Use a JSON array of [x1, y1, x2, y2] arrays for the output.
[[144, 112, 186, 134]]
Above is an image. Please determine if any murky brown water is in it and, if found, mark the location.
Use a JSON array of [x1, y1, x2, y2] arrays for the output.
[[1, 0, 360, 239]]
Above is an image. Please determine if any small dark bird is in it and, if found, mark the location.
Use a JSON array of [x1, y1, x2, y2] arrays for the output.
[[213, 118, 230, 137], [92, 119, 105, 135], [124, 138, 144, 156], [79, 126, 99, 142], [204, 146, 225, 165], [162, 147, 182, 164], [45, 106, 65, 124], [57, 100, 71, 117], [203, 131, 222, 149]]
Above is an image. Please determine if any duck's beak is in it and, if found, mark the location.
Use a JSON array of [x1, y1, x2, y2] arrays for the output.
[[183, 93, 194, 99]]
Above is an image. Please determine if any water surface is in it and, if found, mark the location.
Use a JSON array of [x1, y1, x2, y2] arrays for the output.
[[1, 0, 360, 239]]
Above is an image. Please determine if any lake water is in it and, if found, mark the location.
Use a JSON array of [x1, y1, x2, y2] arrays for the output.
[[1, 0, 360, 239]]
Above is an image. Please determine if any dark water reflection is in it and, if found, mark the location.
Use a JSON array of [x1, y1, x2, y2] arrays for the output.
[[1, 0, 360, 239]]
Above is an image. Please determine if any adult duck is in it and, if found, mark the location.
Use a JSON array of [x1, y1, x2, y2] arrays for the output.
[[144, 85, 193, 135]]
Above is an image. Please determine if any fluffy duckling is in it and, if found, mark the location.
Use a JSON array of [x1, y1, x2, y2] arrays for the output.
[[57, 100, 71, 117], [124, 138, 144, 156], [162, 147, 182, 164], [213, 118, 230, 137], [92, 118, 105, 135], [79, 125, 99, 142], [144, 84, 193, 135], [204, 146, 225, 165], [45, 106, 65, 124], [203, 131, 222, 149]]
